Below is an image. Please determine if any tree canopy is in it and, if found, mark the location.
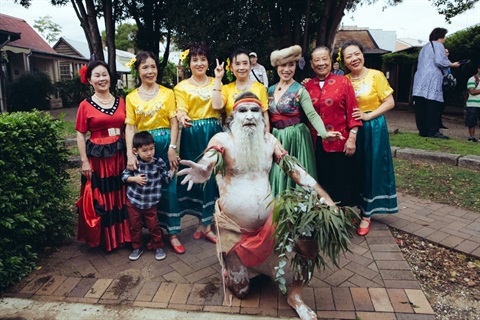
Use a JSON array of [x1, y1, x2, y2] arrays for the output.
[[33, 15, 62, 45]]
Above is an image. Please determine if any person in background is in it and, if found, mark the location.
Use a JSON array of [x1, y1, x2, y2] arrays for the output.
[[116, 75, 124, 97], [76, 60, 131, 252], [340, 39, 398, 236], [125, 51, 182, 253], [249, 52, 269, 87], [268, 44, 342, 195], [212, 48, 270, 131], [304, 46, 362, 210], [412, 27, 460, 139], [465, 62, 480, 142], [332, 61, 345, 75], [122, 131, 170, 261], [439, 48, 452, 129], [174, 42, 222, 248]]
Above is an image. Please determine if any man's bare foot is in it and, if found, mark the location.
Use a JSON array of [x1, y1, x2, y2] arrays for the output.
[[287, 293, 317, 320], [224, 252, 250, 299]]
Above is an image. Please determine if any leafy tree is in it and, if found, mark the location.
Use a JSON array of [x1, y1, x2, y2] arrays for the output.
[[33, 15, 62, 45], [102, 23, 138, 52]]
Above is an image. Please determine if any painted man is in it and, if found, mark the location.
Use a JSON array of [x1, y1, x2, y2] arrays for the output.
[[178, 91, 337, 320]]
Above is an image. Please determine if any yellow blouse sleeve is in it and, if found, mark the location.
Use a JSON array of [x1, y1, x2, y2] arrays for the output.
[[125, 90, 138, 126], [174, 81, 189, 115], [163, 86, 177, 120], [373, 70, 394, 101]]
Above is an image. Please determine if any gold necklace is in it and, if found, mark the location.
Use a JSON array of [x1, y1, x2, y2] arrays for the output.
[[235, 80, 251, 91], [93, 93, 112, 105], [350, 67, 367, 81], [190, 76, 209, 87]]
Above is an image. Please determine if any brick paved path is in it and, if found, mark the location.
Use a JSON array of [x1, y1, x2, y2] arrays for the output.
[[5, 192, 479, 319]]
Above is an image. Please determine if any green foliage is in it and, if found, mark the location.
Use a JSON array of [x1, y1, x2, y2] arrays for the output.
[[389, 132, 480, 156], [272, 187, 359, 294], [0, 111, 74, 290], [101, 23, 138, 51], [55, 75, 92, 108], [431, 0, 478, 22], [382, 50, 419, 69], [33, 15, 61, 45], [8, 72, 56, 112], [160, 59, 178, 89]]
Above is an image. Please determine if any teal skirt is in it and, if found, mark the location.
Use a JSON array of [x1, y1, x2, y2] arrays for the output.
[[357, 115, 398, 216], [177, 118, 222, 229], [269, 123, 317, 197], [148, 128, 182, 234]]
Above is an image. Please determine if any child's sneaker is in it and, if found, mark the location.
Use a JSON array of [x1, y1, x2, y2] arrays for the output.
[[155, 248, 166, 261], [467, 137, 478, 142], [129, 248, 144, 261]]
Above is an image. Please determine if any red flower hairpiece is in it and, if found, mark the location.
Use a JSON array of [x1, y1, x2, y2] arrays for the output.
[[78, 65, 89, 85]]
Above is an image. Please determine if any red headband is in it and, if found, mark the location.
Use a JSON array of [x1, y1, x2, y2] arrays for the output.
[[232, 98, 262, 111]]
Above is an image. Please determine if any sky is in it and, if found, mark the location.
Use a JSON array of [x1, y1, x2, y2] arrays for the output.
[[1, 0, 479, 45]]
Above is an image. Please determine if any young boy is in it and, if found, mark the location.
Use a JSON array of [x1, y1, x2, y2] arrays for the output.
[[466, 62, 480, 142], [122, 131, 170, 261]]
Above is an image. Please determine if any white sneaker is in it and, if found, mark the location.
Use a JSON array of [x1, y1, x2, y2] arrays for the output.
[[155, 248, 166, 261], [129, 248, 143, 261]]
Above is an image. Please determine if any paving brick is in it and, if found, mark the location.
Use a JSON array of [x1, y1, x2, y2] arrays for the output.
[[323, 268, 354, 286], [135, 281, 161, 302], [169, 260, 195, 276], [401, 223, 424, 233], [100, 279, 122, 300], [405, 289, 434, 314], [387, 288, 414, 313], [277, 308, 298, 318], [240, 287, 260, 308], [376, 260, 411, 270], [369, 288, 394, 312], [348, 274, 384, 288], [368, 262, 379, 272], [371, 252, 405, 261], [413, 227, 436, 238], [122, 278, 144, 301], [470, 246, 480, 258], [259, 278, 278, 309], [64, 297, 99, 304], [203, 305, 241, 314], [184, 266, 217, 283], [343, 251, 373, 267], [454, 240, 480, 254], [438, 235, 464, 248], [350, 287, 374, 311], [380, 270, 417, 281], [384, 280, 421, 289], [395, 314, 436, 320], [20, 275, 53, 294], [316, 311, 357, 319], [170, 283, 192, 305], [52, 277, 81, 297], [167, 303, 203, 312], [152, 282, 176, 303], [162, 271, 187, 283], [84, 279, 113, 299], [36, 276, 67, 296], [67, 277, 97, 298], [332, 287, 354, 311], [368, 244, 400, 252], [315, 287, 334, 311], [355, 312, 397, 320], [187, 283, 208, 305], [366, 237, 397, 245], [344, 261, 379, 280], [132, 301, 168, 308]]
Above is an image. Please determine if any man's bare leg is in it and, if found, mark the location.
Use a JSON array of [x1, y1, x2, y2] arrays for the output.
[[223, 251, 250, 299], [287, 280, 317, 320]]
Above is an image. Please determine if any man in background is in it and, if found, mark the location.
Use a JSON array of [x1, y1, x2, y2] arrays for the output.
[[249, 52, 269, 87]]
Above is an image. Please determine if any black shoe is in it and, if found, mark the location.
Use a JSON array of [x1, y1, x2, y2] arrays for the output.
[[429, 132, 449, 139]]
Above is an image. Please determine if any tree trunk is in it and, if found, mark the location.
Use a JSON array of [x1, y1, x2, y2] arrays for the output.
[[103, 0, 117, 89], [72, 0, 104, 62]]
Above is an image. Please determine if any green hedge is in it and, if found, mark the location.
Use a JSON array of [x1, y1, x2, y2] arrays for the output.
[[0, 111, 74, 290], [8, 72, 56, 112]]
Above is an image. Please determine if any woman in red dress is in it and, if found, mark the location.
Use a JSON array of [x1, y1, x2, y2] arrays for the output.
[[76, 60, 131, 252]]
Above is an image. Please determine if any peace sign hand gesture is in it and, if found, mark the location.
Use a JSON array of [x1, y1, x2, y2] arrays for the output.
[[215, 59, 225, 79]]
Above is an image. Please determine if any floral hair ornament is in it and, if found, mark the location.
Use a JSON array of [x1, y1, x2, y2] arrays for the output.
[[336, 47, 342, 62], [125, 57, 137, 81], [225, 57, 234, 82], [78, 65, 89, 85], [179, 49, 190, 63]]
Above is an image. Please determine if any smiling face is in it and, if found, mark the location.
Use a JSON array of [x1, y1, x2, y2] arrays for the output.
[[231, 53, 251, 81], [88, 65, 110, 93], [277, 61, 296, 82], [342, 45, 365, 73], [138, 57, 158, 85], [310, 48, 331, 80], [190, 54, 208, 77]]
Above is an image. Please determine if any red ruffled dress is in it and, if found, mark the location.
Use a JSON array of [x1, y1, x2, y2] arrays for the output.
[[75, 97, 131, 251]]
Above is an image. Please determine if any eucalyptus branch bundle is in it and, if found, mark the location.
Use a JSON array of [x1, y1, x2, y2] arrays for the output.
[[271, 188, 359, 293]]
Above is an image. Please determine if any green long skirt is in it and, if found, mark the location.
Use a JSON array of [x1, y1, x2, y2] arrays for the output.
[[269, 123, 317, 197], [176, 118, 222, 232]]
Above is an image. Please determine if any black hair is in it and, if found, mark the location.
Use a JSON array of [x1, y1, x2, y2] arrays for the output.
[[132, 131, 155, 149], [133, 51, 159, 85], [429, 28, 448, 41], [310, 45, 331, 59], [340, 40, 364, 62], [86, 60, 111, 80], [187, 42, 210, 64], [229, 48, 251, 65]]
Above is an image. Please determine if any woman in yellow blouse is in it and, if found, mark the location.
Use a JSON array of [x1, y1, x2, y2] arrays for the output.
[[174, 43, 221, 249], [125, 51, 183, 253], [212, 48, 269, 131], [340, 40, 398, 236]]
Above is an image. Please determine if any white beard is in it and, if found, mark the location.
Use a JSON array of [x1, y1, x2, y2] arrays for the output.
[[230, 118, 268, 173]]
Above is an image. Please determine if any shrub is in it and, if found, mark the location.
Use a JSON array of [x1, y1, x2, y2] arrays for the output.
[[0, 111, 74, 290], [8, 72, 56, 112], [56, 75, 92, 108]]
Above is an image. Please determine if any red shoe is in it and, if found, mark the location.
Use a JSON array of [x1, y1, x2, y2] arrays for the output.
[[169, 236, 185, 254], [193, 230, 217, 244], [357, 218, 371, 236]]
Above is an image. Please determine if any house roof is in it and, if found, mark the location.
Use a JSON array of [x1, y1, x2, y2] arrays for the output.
[[334, 29, 390, 54], [0, 13, 56, 54]]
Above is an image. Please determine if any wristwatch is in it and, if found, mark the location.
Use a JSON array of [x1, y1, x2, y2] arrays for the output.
[[169, 144, 177, 149]]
